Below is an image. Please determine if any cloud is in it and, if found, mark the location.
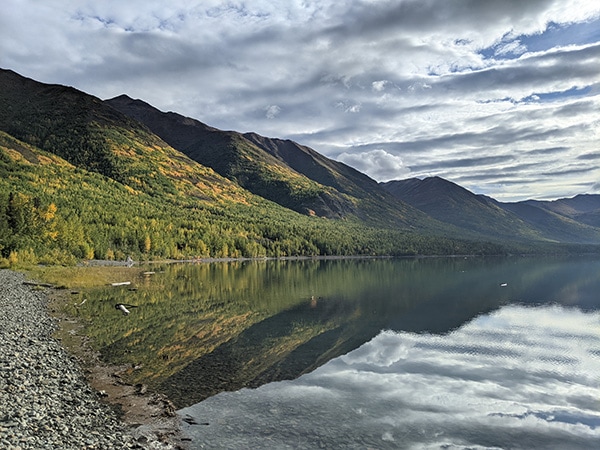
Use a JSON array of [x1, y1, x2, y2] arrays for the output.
[[410, 154, 514, 173], [1, 0, 600, 201], [337, 149, 410, 181], [371, 80, 390, 92], [577, 152, 600, 161], [264, 104, 281, 119], [180, 305, 600, 449], [495, 39, 528, 57]]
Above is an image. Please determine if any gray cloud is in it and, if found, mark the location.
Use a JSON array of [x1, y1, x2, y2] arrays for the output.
[[541, 166, 597, 177], [410, 155, 514, 173], [1, 0, 599, 201], [527, 146, 571, 156], [577, 153, 600, 161], [432, 43, 600, 99]]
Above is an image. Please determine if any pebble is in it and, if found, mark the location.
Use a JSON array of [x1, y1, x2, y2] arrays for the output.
[[0, 270, 179, 449]]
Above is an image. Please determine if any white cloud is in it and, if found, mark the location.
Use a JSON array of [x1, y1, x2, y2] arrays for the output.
[[337, 149, 410, 182], [371, 80, 389, 92], [180, 304, 600, 448], [1, 0, 600, 201], [264, 104, 281, 119]]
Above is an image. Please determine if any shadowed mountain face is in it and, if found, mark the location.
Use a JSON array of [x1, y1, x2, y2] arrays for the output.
[[105, 95, 436, 229], [0, 69, 247, 200], [241, 132, 381, 197], [517, 195, 600, 228], [382, 177, 600, 244], [0, 69, 134, 181]]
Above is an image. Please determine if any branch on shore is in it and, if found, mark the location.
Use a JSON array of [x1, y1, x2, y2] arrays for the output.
[[23, 281, 57, 288]]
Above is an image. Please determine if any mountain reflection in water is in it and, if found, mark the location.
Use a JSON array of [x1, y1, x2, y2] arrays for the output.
[[82, 256, 600, 420]]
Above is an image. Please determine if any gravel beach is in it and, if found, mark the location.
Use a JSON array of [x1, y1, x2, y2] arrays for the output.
[[0, 269, 184, 449]]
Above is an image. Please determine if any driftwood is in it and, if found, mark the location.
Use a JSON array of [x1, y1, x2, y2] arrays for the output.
[[23, 281, 56, 288]]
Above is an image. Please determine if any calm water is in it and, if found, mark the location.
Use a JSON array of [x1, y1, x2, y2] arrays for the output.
[[84, 256, 600, 449]]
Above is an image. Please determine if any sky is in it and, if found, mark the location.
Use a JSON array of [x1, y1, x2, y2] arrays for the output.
[[1, 0, 600, 201], [180, 305, 600, 448]]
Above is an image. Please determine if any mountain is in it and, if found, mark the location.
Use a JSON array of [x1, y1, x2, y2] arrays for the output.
[[0, 68, 308, 262], [381, 177, 545, 241], [516, 195, 600, 228], [105, 95, 436, 229], [2, 68, 512, 264], [382, 177, 600, 245], [1, 68, 598, 264], [497, 195, 600, 241], [0, 69, 247, 201]]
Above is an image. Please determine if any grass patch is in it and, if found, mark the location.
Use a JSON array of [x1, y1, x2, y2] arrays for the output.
[[28, 265, 146, 289]]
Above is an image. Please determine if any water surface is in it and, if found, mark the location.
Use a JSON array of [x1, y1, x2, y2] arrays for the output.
[[82, 256, 600, 448], [181, 304, 600, 449]]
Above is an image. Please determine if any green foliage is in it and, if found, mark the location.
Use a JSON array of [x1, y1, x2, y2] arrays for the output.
[[0, 131, 516, 265]]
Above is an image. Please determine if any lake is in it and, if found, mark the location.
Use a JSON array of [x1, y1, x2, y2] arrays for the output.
[[84, 256, 600, 449]]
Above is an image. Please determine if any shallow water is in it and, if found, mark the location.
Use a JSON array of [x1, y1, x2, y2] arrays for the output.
[[83, 255, 600, 448]]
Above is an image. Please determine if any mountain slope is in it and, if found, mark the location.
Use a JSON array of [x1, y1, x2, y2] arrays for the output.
[[381, 177, 544, 241], [518, 195, 600, 228], [496, 196, 600, 242], [108, 95, 342, 217], [0, 127, 303, 261], [2, 68, 513, 262], [382, 177, 600, 244], [0, 69, 252, 203], [105, 95, 437, 230]]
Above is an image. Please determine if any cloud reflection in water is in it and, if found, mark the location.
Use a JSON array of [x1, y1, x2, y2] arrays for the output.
[[180, 305, 600, 449]]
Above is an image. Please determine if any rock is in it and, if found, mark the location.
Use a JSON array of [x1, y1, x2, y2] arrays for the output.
[[0, 270, 138, 449]]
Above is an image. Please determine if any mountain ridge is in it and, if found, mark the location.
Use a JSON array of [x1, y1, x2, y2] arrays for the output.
[[105, 94, 440, 230], [382, 177, 600, 244], [1, 67, 599, 265]]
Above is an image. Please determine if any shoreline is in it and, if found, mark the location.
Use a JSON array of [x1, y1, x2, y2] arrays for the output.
[[0, 269, 187, 449], [79, 254, 396, 267]]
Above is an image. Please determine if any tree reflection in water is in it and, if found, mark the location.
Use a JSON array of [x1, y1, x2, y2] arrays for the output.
[[80, 256, 600, 408]]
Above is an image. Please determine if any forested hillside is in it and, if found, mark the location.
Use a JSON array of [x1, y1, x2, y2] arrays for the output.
[[106, 95, 433, 229], [5, 128, 510, 264], [0, 69, 512, 266]]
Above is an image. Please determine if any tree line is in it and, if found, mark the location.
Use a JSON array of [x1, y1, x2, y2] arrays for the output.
[[0, 184, 508, 268]]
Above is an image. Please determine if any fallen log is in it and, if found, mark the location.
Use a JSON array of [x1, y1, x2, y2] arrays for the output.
[[23, 281, 56, 288]]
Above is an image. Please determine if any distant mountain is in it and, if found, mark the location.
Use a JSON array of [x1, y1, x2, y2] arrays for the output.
[[381, 177, 544, 241], [517, 195, 600, 228], [105, 95, 435, 229], [499, 195, 600, 240], [382, 177, 600, 244]]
